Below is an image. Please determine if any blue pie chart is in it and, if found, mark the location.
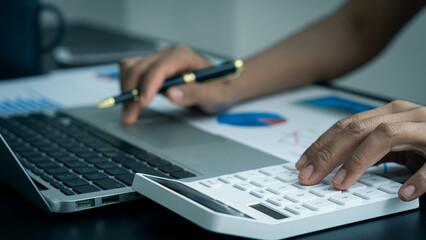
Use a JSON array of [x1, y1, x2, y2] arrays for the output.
[[217, 112, 286, 127]]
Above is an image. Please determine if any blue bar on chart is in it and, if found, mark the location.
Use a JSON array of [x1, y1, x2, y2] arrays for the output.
[[0, 94, 63, 115]]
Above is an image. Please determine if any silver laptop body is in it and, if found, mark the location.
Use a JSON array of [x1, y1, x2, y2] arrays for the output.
[[0, 106, 284, 214]]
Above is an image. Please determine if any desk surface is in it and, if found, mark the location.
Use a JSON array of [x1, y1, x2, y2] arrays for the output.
[[2, 23, 425, 240], [0, 180, 425, 240]]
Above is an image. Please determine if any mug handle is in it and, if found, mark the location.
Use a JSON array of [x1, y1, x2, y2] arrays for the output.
[[39, 4, 65, 53]]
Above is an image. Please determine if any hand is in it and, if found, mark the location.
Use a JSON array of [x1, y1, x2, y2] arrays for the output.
[[120, 45, 236, 125], [295, 100, 426, 201]]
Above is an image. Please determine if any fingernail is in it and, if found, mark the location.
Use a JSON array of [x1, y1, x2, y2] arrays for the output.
[[296, 155, 308, 169], [299, 164, 314, 181], [401, 185, 415, 199], [170, 88, 184, 99], [332, 168, 346, 185]]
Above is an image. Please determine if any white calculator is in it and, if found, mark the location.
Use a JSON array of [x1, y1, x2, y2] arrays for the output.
[[132, 163, 419, 240]]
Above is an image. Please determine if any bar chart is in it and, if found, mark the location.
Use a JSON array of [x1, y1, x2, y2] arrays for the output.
[[0, 90, 62, 115]]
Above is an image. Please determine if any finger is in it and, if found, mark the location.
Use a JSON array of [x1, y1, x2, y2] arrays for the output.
[[298, 106, 426, 185], [399, 162, 426, 201], [121, 48, 170, 92], [332, 122, 426, 190], [120, 49, 170, 125], [137, 45, 211, 108], [119, 57, 144, 91], [378, 151, 424, 171], [296, 100, 420, 170], [165, 77, 234, 113]]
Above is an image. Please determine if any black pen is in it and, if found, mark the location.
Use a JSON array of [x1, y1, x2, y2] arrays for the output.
[[97, 60, 243, 108]]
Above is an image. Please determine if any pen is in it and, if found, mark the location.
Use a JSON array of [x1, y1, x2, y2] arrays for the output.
[[97, 59, 244, 108]]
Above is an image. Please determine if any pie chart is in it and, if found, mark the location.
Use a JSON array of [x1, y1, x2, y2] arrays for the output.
[[217, 112, 286, 127]]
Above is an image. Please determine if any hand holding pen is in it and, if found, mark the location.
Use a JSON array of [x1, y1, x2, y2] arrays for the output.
[[107, 46, 244, 125]]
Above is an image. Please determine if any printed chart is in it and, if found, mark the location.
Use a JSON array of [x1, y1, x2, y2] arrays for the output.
[[217, 112, 286, 127], [300, 95, 375, 114], [0, 90, 62, 115]]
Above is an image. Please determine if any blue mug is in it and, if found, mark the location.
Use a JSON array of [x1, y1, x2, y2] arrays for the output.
[[0, 0, 65, 80]]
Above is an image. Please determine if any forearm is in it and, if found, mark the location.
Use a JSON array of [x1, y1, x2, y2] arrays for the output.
[[229, 0, 425, 104]]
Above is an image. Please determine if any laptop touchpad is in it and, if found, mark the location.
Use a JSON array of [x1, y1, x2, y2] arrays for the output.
[[121, 116, 223, 149]]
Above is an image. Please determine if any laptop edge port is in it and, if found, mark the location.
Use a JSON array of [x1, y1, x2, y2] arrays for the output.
[[75, 199, 95, 210], [102, 195, 119, 205]]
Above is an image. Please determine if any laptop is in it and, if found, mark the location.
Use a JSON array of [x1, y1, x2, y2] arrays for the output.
[[0, 92, 285, 214]]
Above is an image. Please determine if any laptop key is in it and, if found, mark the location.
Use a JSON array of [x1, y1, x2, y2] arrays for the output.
[[73, 167, 99, 174], [115, 173, 135, 186], [77, 152, 100, 159], [84, 172, 109, 181], [61, 189, 76, 196], [104, 167, 128, 175], [51, 182, 66, 190], [31, 169, 45, 177], [36, 162, 60, 169], [26, 156, 51, 163], [122, 160, 147, 170], [94, 178, 125, 190], [45, 167, 69, 175], [47, 151, 71, 158], [159, 165, 184, 174], [171, 171, 196, 179], [41, 175, 56, 183], [85, 156, 109, 164], [147, 159, 172, 168], [73, 185, 101, 194], [65, 161, 87, 168], [95, 162, 118, 170], [19, 151, 44, 158], [64, 178, 90, 188], [56, 156, 79, 163], [136, 153, 158, 162], [54, 173, 79, 181]]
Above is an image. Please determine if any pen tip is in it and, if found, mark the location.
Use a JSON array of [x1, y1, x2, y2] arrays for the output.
[[97, 97, 115, 109]]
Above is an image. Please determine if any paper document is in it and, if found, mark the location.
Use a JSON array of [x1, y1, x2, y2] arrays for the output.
[[151, 85, 385, 163], [0, 64, 120, 115]]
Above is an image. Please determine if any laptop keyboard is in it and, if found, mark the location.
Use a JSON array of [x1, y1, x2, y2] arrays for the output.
[[0, 111, 196, 196]]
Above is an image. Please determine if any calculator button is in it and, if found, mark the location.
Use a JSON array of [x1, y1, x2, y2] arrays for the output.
[[267, 196, 292, 206], [282, 163, 298, 172], [251, 176, 279, 187], [235, 170, 265, 180], [310, 186, 341, 197], [267, 182, 298, 195], [292, 182, 325, 190], [284, 191, 317, 203], [378, 182, 402, 194], [285, 204, 310, 215], [200, 179, 222, 188], [329, 193, 362, 206], [275, 172, 299, 182], [250, 188, 274, 199], [353, 187, 387, 200], [303, 198, 336, 211], [358, 175, 390, 187], [218, 175, 242, 184], [346, 182, 367, 193], [234, 182, 257, 191], [260, 165, 287, 176]]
